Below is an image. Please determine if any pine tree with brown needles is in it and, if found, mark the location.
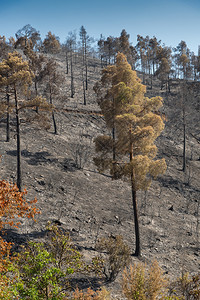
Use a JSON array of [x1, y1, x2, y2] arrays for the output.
[[94, 53, 167, 256]]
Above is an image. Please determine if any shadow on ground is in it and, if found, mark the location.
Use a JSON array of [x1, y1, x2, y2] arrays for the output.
[[7, 149, 57, 166]]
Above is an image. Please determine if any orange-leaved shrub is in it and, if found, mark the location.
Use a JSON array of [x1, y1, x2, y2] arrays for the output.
[[0, 178, 40, 271]]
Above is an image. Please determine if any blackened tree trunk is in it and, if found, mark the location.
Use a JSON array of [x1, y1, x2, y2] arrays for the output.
[[70, 51, 74, 98], [81, 63, 86, 105], [100, 55, 103, 68], [182, 107, 186, 172], [82, 76, 86, 105], [129, 128, 141, 256], [131, 184, 141, 256], [84, 43, 88, 91], [150, 73, 153, 90], [6, 90, 10, 142], [14, 87, 22, 191], [49, 89, 57, 134], [66, 51, 69, 75], [112, 127, 116, 162], [167, 74, 171, 93], [112, 97, 117, 179], [52, 112, 57, 134], [85, 62, 88, 91], [35, 80, 39, 113], [112, 126, 117, 179]]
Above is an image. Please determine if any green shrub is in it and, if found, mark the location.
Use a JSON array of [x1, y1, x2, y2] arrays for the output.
[[10, 225, 84, 299]]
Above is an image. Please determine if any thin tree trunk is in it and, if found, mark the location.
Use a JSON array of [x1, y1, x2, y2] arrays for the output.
[[83, 77, 86, 105], [50, 90, 57, 134], [35, 81, 38, 96], [129, 127, 141, 256], [35, 81, 39, 113], [85, 62, 88, 91], [84, 41, 88, 91], [142, 65, 145, 84], [150, 73, 153, 90], [182, 107, 186, 172], [112, 127, 116, 162], [66, 51, 69, 74], [46, 286, 49, 300], [194, 70, 197, 81], [6, 91, 10, 142], [131, 185, 141, 256], [70, 51, 74, 98], [14, 88, 22, 191], [112, 126, 117, 179], [52, 111, 57, 134], [112, 97, 117, 179], [101, 55, 103, 68], [81, 65, 86, 105], [167, 74, 171, 93]]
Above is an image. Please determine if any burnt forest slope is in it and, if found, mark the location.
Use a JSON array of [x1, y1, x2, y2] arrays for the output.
[[0, 51, 199, 295]]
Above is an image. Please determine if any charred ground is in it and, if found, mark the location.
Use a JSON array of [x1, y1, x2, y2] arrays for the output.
[[0, 51, 199, 295]]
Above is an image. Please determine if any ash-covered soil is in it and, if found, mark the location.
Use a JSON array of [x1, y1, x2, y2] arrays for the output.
[[0, 52, 199, 295]]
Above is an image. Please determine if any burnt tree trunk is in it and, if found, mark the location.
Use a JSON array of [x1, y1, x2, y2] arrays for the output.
[[112, 96, 117, 179], [112, 126, 117, 179], [70, 51, 74, 98], [14, 87, 22, 191], [35, 80, 39, 113], [100, 55, 103, 68], [84, 43, 88, 91], [182, 107, 186, 172], [66, 51, 69, 74], [50, 89, 57, 134], [52, 112, 57, 134], [6, 91, 10, 142], [131, 185, 141, 256], [82, 78, 86, 105], [167, 74, 171, 93], [85, 62, 88, 91], [112, 127, 116, 162], [129, 127, 141, 256]]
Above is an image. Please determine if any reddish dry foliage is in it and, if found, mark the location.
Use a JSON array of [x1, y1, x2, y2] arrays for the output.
[[0, 179, 40, 271]]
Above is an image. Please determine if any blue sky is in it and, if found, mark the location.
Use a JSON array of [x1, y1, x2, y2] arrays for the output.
[[0, 0, 200, 54]]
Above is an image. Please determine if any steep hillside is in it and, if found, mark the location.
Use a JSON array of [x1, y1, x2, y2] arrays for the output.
[[0, 51, 199, 295]]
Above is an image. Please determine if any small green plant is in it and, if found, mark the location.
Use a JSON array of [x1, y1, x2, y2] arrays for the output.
[[10, 225, 85, 299], [2, 225, 104, 299], [95, 235, 131, 282], [12, 241, 69, 299], [122, 260, 167, 300], [46, 224, 84, 271], [0, 273, 19, 299]]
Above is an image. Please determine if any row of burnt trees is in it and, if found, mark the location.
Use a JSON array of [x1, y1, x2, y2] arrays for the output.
[[0, 24, 95, 192], [0, 38, 65, 191], [63, 26, 94, 105], [98, 32, 200, 88], [0, 25, 199, 190], [1, 24, 200, 95], [1, 24, 95, 108], [62, 27, 200, 96]]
